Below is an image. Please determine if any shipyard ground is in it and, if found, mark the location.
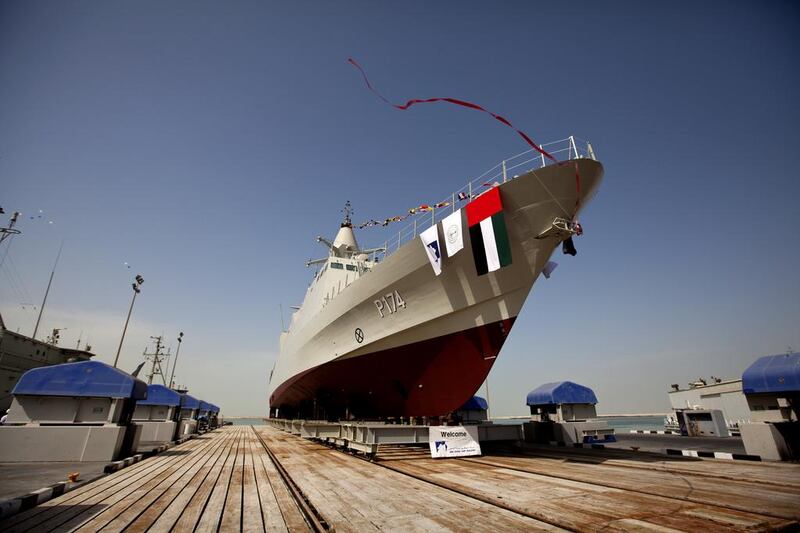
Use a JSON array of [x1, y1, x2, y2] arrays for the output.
[[0, 461, 108, 502], [0, 426, 797, 532]]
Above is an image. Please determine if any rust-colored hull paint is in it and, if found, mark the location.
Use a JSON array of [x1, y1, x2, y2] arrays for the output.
[[270, 318, 515, 418]]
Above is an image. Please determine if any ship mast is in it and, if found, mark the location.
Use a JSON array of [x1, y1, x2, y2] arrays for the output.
[[341, 200, 353, 228], [0, 211, 22, 330], [32, 240, 64, 340], [143, 335, 171, 385], [0, 210, 21, 246]]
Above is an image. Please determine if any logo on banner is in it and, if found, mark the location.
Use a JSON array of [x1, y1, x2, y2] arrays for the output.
[[447, 225, 459, 244], [420, 225, 443, 276], [427, 240, 441, 261], [442, 210, 464, 257], [429, 426, 481, 458]]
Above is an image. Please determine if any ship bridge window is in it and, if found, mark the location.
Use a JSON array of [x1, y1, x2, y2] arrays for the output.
[[331, 262, 344, 270], [345, 264, 357, 271]]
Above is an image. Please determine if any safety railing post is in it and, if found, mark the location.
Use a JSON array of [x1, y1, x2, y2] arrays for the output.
[[468, 181, 472, 202], [569, 135, 577, 159], [413, 218, 417, 238], [587, 142, 595, 160], [502, 160, 507, 183], [452, 193, 456, 213]]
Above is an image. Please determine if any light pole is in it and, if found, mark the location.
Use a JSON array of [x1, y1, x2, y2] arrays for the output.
[[169, 331, 184, 389], [113, 274, 144, 368]]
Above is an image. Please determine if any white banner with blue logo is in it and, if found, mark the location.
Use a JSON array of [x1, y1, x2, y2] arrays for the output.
[[429, 425, 481, 458], [420, 224, 442, 276], [442, 210, 463, 257]]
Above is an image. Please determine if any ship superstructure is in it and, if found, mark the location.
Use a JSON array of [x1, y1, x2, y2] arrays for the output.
[[0, 212, 95, 411], [268, 137, 604, 419], [0, 313, 94, 412]]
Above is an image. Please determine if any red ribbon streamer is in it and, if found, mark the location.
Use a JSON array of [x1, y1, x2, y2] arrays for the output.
[[348, 58, 556, 163], [573, 161, 582, 216]]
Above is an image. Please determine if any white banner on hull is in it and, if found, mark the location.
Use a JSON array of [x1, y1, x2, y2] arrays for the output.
[[420, 225, 443, 276], [442, 210, 464, 257], [429, 425, 481, 458]]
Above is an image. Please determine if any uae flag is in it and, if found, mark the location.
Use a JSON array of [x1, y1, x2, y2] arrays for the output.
[[465, 187, 512, 275]]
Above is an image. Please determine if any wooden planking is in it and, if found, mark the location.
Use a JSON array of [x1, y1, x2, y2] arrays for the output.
[[193, 426, 244, 532], [241, 429, 266, 532], [70, 429, 235, 532], [461, 454, 800, 521], [219, 428, 245, 532], [253, 425, 562, 532], [5, 423, 795, 532], [127, 427, 240, 532], [519, 444, 800, 489], [382, 455, 795, 531], [255, 437, 312, 531], [248, 429, 292, 531], [0, 436, 208, 530], [1, 426, 321, 533], [1, 433, 218, 532], [169, 428, 242, 531], [54, 431, 231, 532]]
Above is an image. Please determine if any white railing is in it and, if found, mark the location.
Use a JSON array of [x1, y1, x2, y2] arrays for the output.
[[366, 136, 596, 262]]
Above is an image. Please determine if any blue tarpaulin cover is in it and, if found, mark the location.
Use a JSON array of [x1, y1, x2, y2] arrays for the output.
[[458, 396, 488, 411], [208, 404, 220, 413], [181, 394, 200, 410], [138, 384, 181, 407], [12, 360, 147, 399], [742, 352, 800, 395], [198, 401, 211, 415], [526, 381, 598, 406]]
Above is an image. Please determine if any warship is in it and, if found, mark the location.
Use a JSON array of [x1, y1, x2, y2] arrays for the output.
[[0, 313, 95, 412], [0, 211, 95, 412], [268, 138, 603, 419]]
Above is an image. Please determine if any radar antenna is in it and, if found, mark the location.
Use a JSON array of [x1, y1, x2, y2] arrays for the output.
[[341, 201, 353, 228], [0, 210, 21, 245]]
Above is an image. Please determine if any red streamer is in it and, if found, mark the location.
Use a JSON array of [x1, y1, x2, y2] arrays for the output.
[[573, 161, 582, 216], [348, 58, 556, 163]]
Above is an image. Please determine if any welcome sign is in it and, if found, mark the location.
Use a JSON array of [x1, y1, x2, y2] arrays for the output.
[[429, 426, 481, 458]]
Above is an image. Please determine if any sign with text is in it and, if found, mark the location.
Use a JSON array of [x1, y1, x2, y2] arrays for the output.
[[429, 425, 481, 458]]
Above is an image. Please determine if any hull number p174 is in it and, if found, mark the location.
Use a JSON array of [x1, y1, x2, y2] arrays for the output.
[[375, 290, 406, 318]]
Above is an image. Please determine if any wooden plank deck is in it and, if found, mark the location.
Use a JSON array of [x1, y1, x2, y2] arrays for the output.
[[0, 426, 308, 532], [460, 453, 800, 520], [252, 426, 559, 532], [378, 453, 797, 531], [1, 425, 797, 532]]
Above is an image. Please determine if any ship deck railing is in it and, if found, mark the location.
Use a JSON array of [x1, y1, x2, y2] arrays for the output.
[[367, 135, 597, 262]]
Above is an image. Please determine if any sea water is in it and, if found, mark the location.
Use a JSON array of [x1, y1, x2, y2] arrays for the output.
[[226, 417, 267, 425], [596, 415, 666, 432]]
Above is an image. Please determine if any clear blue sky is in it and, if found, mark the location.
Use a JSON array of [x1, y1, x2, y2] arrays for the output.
[[2, 1, 798, 415]]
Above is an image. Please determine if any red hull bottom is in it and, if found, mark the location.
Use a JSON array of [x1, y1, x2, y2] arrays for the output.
[[270, 318, 516, 419]]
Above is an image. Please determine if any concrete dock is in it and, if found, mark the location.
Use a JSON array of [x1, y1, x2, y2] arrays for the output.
[[1, 425, 798, 531]]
